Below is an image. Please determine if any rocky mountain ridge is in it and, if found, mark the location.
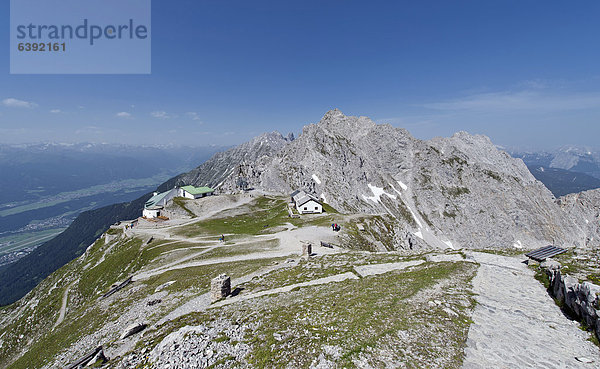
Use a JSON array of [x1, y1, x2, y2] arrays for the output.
[[179, 109, 596, 251]]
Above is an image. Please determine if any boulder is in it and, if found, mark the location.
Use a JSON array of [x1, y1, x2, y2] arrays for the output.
[[551, 270, 566, 301], [540, 259, 561, 271], [120, 322, 147, 340], [85, 347, 108, 367], [579, 282, 600, 327], [562, 274, 579, 312]]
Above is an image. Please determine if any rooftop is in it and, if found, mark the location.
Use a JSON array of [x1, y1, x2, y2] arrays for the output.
[[292, 190, 321, 206], [181, 185, 215, 195], [145, 191, 171, 209]]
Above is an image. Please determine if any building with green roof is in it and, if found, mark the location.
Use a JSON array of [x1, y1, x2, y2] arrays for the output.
[[143, 188, 179, 218], [179, 185, 215, 199]]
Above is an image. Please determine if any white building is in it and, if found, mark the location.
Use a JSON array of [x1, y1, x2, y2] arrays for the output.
[[291, 190, 323, 214], [179, 185, 214, 199], [143, 188, 178, 218]]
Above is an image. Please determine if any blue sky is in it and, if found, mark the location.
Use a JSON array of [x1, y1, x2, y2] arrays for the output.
[[1, 0, 599, 149]]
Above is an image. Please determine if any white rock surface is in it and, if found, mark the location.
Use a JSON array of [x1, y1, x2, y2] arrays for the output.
[[463, 252, 600, 368]]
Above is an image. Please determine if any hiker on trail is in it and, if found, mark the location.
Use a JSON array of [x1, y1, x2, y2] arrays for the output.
[[220, 234, 225, 242]]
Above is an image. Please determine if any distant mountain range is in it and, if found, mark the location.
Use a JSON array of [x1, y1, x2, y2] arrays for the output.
[[510, 147, 600, 197]]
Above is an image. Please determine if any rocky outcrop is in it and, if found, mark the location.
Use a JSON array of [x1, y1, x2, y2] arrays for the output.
[[543, 261, 600, 341], [175, 132, 291, 190], [147, 320, 252, 369]]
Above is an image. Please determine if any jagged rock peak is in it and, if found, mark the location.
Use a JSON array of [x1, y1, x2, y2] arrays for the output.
[[450, 131, 495, 147], [316, 109, 377, 135], [249, 131, 286, 144]]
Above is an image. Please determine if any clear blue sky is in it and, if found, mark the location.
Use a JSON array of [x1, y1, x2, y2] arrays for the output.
[[1, 0, 599, 149]]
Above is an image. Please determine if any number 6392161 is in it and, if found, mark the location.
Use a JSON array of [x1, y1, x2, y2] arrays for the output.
[[17, 43, 66, 52]]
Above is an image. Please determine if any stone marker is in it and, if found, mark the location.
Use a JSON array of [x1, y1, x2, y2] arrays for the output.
[[302, 243, 312, 257], [211, 274, 231, 302]]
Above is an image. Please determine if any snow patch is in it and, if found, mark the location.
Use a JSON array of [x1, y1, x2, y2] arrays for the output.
[[363, 183, 396, 203], [444, 240, 455, 249], [389, 182, 422, 227], [312, 174, 321, 184], [407, 207, 422, 228], [513, 240, 523, 249], [414, 230, 423, 240], [585, 219, 589, 224], [389, 183, 402, 196], [397, 181, 408, 191], [320, 193, 327, 204]]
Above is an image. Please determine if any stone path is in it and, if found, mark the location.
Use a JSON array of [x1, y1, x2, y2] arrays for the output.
[[353, 259, 424, 277], [135, 250, 297, 281], [462, 252, 600, 369], [135, 225, 340, 281]]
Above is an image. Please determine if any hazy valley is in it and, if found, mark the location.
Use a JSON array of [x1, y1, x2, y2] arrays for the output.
[[0, 143, 224, 267]]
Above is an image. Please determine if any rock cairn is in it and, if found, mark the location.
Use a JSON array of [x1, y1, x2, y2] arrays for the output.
[[302, 243, 312, 257], [211, 274, 231, 302]]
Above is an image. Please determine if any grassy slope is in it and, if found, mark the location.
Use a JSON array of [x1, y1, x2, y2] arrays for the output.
[[173, 196, 339, 238], [0, 227, 285, 369], [137, 259, 477, 368], [1, 195, 477, 368]]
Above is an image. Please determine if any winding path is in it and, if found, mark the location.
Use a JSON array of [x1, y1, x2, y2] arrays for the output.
[[53, 282, 75, 329]]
